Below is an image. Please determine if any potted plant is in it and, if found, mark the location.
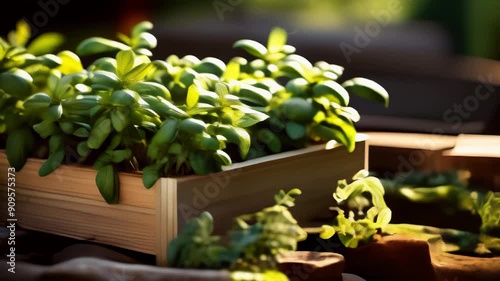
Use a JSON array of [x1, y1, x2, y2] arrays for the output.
[[0, 20, 388, 265], [299, 169, 500, 281]]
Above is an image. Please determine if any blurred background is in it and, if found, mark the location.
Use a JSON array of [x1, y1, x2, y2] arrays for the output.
[[3, 0, 500, 135]]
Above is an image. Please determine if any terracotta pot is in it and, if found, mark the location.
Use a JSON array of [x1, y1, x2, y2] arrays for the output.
[[277, 251, 345, 281], [299, 231, 500, 281]]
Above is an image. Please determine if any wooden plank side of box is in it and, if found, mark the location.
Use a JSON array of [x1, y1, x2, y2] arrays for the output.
[[0, 152, 159, 255], [16, 189, 157, 254], [0, 153, 155, 209], [442, 134, 500, 191], [175, 138, 368, 234], [365, 132, 457, 174]]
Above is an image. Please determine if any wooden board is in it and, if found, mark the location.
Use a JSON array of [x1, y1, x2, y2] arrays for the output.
[[175, 137, 368, 233], [364, 132, 457, 176], [0, 135, 368, 266], [442, 134, 500, 191]]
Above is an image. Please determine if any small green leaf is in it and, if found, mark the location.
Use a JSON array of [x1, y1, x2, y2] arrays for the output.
[[285, 121, 307, 140], [186, 84, 200, 108], [222, 61, 240, 81], [28, 33, 64, 56], [116, 33, 131, 45], [320, 225, 336, 239], [93, 152, 112, 170], [213, 150, 232, 166], [188, 151, 219, 175], [196, 135, 220, 151], [57, 51, 83, 74], [233, 39, 267, 58], [352, 169, 369, 180], [310, 122, 355, 152], [142, 164, 162, 189], [313, 81, 350, 106], [215, 82, 229, 98], [46, 104, 63, 121], [376, 208, 392, 227], [258, 128, 281, 153], [77, 141, 90, 157], [288, 188, 302, 196], [116, 49, 135, 77], [111, 89, 137, 107], [111, 149, 132, 163], [87, 118, 112, 149], [122, 63, 153, 83], [192, 57, 226, 76], [33, 120, 57, 139], [6, 128, 34, 171], [59, 121, 75, 134], [286, 54, 313, 69], [110, 108, 129, 132], [178, 118, 206, 135], [23, 93, 51, 110], [234, 112, 268, 128], [129, 81, 171, 99], [135, 32, 157, 50], [336, 107, 361, 123], [342, 77, 389, 108], [91, 71, 121, 90], [39, 149, 65, 176], [267, 27, 288, 53], [281, 97, 317, 123], [213, 125, 251, 158], [95, 165, 119, 204], [238, 84, 272, 107], [132, 21, 154, 38], [135, 48, 153, 57], [286, 78, 310, 97], [73, 127, 90, 138], [76, 37, 130, 56], [143, 96, 188, 118], [91, 57, 117, 72], [0, 69, 32, 98], [151, 119, 178, 145], [24, 54, 62, 68], [279, 61, 310, 81], [9, 20, 30, 47]]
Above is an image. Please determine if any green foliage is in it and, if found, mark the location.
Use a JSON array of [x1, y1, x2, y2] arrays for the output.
[[474, 191, 500, 251], [381, 170, 500, 254], [76, 21, 156, 56], [320, 170, 392, 248], [1, 21, 388, 204], [380, 170, 477, 214], [232, 27, 389, 157], [167, 189, 306, 276], [167, 212, 228, 269]]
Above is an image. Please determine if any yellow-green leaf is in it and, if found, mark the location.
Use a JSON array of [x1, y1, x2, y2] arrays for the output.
[[342, 77, 389, 108], [267, 27, 288, 53], [57, 51, 83, 74]]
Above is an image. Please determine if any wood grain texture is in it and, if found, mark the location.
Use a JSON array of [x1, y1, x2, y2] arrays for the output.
[[0, 153, 155, 209], [155, 178, 178, 266], [10, 188, 157, 254], [175, 139, 367, 234], [364, 132, 456, 150]]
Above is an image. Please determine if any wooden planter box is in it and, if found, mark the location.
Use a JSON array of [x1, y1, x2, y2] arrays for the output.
[[0, 135, 367, 265], [364, 132, 457, 178], [442, 134, 500, 191]]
